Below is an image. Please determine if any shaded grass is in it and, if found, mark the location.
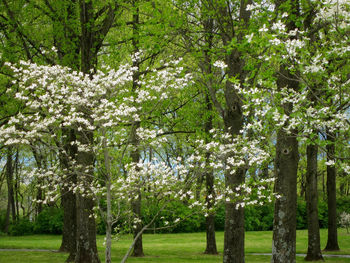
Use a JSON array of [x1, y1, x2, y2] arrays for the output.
[[0, 229, 349, 262]]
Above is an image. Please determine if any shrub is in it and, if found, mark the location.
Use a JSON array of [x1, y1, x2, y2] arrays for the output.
[[318, 199, 328, 228], [96, 216, 106, 235], [216, 202, 274, 232], [172, 212, 206, 233], [256, 203, 274, 231], [214, 203, 225, 231], [33, 207, 63, 234], [8, 218, 34, 236], [296, 199, 307, 229], [337, 196, 350, 215], [0, 210, 6, 231]]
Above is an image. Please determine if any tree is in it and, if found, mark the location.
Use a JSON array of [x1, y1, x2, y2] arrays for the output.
[[203, 94, 218, 255], [1, 1, 117, 261], [305, 143, 323, 260], [200, 1, 253, 261], [3, 147, 16, 233], [324, 131, 340, 251]]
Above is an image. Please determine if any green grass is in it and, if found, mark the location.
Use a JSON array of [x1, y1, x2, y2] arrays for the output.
[[0, 229, 349, 263]]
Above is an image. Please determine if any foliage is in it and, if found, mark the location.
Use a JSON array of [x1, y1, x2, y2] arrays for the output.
[[296, 199, 307, 230], [0, 211, 6, 232], [0, 0, 350, 261], [142, 200, 206, 234], [8, 218, 34, 236], [33, 207, 63, 235], [2, 196, 349, 236], [245, 204, 274, 231], [337, 196, 350, 215]]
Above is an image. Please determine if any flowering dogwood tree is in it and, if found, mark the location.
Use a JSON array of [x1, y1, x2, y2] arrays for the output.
[[0, 49, 282, 262], [234, 0, 350, 261], [1, 58, 196, 262]]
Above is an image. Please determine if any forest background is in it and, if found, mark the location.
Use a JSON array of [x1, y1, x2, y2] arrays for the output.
[[0, 0, 350, 263]]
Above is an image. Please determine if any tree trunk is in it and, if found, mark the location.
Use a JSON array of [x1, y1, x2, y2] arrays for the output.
[[224, 168, 245, 263], [199, 14, 217, 255], [130, 122, 144, 257], [305, 144, 323, 261], [14, 151, 20, 221], [272, 69, 299, 263], [222, 59, 246, 263], [261, 165, 269, 179], [198, 3, 245, 259], [218, 3, 252, 261], [204, 94, 218, 255], [60, 186, 77, 259], [131, 192, 144, 257], [271, 2, 300, 262], [205, 212, 217, 254], [73, 0, 115, 261], [52, 0, 80, 257], [131, 3, 144, 255], [222, 49, 247, 263], [32, 147, 45, 216], [221, 97, 246, 263], [75, 193, 100, 263], [9, 148, 16, 221], [102, 129, 113, 263], [74, 130, 100, 263], [272, 128, 298, 263], [324, 131, 339, 251], [59, 129, 77, 261], [4, 147, 16, 233], [73, 1, 104, 262]]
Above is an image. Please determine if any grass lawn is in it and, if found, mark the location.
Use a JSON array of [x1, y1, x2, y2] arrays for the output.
[[0, 229, 349, 262]]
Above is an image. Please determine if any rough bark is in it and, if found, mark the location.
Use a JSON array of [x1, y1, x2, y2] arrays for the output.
[[271, 1, 300, 262], [221, 52, 246, 263], [221, 44, 247, 262], [261, 166, 269, 179], [204, 94, 218, 255], [272, 71, 299, 263], [60, 186, 77, 258], [50, 1, 80, 257], [272, 128, 298, 263], [73, 0, 116, 261], [224, 168, 245, 263], [75, 194, 100, 263], [60, 169, 77, 260], [223, 69, 245, 263], [324, 131, 340, 251], [305, 144, 323, 261], [216, 2, 251, 262], [31, 147, 45, 216], [205, 212, 217, 254], [74, 129, 100, 263], [200, 5, 246, 260], [131, 191, 144, 257], [130, 3, 144, 256], [130, 121, 144, 257], [58, 129, 77, 261], [199, 14, 218, 254]]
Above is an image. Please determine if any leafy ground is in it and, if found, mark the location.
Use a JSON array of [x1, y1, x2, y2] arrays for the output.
[[0, 229, 349, 263]]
